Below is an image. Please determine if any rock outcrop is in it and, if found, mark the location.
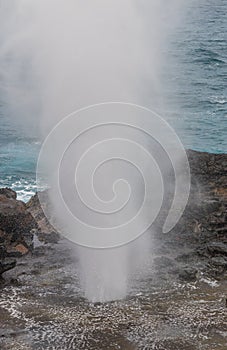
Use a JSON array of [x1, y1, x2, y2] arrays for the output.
[[0, 188, 37, 277], [26, 190, 60, 244], [172, 150, 227, 279]]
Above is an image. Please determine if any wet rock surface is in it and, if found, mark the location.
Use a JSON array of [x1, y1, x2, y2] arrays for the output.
[[0, 241, 226, 350], [0, 150, 226, 349]]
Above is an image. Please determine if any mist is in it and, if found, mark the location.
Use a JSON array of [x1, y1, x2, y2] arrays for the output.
[[0, 0, 187, 134], [0, 0, 189, 302]]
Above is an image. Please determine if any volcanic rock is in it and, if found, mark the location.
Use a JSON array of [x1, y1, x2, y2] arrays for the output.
[[0, 188, 17, 199], [178, 267, 198, 282], [26, 191, 60, 243], [0, 189, 37, 276], [206, 242, 227, 256], [0, 259, 16, 276]]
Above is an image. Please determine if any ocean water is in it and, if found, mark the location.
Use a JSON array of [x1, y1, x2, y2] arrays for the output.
[[164, 0, 226, 153], [0, 0, 226, 202]]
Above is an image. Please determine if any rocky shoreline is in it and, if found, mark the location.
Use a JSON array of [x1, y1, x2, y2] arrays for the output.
[[0, 149, 226, 283], [0, 149, 226, 349]]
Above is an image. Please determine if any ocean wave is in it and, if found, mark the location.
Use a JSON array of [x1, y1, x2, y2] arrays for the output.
[[193, 57, 226, 65], [208, 96, 227, 105], [0, 176, 46, 202]]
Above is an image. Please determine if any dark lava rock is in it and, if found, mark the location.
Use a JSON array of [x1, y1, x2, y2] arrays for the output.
[[175, 252, 197, 263], [37, 231, 60, 244], [206, 242, 227, 257], [197, 242, 227, 259], [178, 267, 198, 282], [171, 150, 227, 280], [0, 188, 37, 277], [210, 256, 227, 268], [0, 245, 7, 259], [0, 193, 36, 238], [0, 259, 16, 276], [0, 188, 17, 199], [26, 191, 60, 243]]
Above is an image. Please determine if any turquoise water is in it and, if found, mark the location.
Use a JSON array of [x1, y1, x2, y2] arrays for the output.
[[0, 0, 226, 201]]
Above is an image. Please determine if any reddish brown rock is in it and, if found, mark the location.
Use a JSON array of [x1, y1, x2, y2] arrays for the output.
[[14, 243, 29, 255]]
